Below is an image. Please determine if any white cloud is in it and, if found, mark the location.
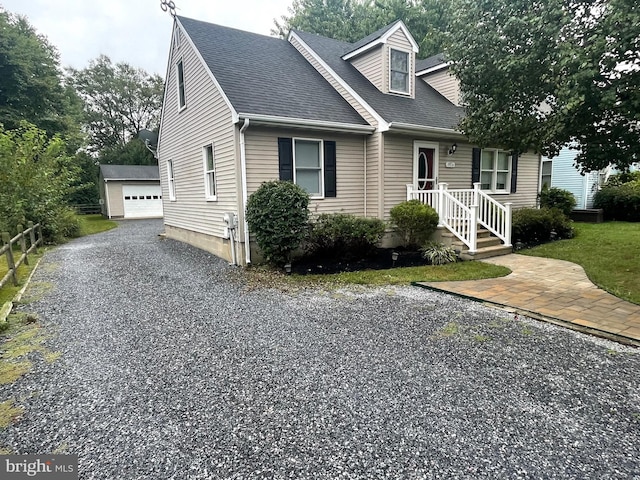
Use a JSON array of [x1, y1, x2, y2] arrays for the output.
[[0, 0, 292, 74]]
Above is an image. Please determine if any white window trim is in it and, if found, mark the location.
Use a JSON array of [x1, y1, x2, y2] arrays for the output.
[[540, 159, 553, 190], [167, 159, 176, 201], [176, 59, 186, 111], [293, 137, 324, 199], [174, 27, 181, 50], [389, 47, 411, 96], [481, 149, 512, 194], [202, 143, 217, 201]]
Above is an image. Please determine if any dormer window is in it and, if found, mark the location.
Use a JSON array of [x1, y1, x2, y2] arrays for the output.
[[390, 49, 409, 94]]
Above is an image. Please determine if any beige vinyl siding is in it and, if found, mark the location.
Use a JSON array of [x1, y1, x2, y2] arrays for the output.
[[383, 135, 414, 219], [245, 127, 366, 216], [365, 133, 381, 217], [289, 35, 379, 128], [433, 143, 540, 208], [157, 25, 238, 238], [105, 182, 124, 217], [351, 47, 384, 91], [421, 69, 461, 106], [385, 30, 415, 98]]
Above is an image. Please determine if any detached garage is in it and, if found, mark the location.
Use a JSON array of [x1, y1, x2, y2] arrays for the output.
[[99, 165, 163, 219]]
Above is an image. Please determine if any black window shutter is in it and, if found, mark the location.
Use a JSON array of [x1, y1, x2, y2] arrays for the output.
[[471, 147, 481, 186], [278, 138, 293, 181], [324, 140, 337, 198], [510, 152, 519, 193]]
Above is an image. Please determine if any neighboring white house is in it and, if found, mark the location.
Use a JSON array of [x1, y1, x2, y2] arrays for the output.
[[99, 165, 163, 219]]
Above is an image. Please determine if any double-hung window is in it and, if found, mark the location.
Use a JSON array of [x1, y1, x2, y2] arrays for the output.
[[203, 144, 216, 200], [541, 160, 552, 189], [294, 139, 323, 198], [167, 159, 176, 201], [480, 149, 511, 193], [177, 60, 186, 110], [390, 48, 409, 94]]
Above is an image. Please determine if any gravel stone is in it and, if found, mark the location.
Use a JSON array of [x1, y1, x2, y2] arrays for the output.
[[1, 219, 638, 479]]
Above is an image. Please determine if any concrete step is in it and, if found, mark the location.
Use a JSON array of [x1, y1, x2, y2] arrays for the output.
[[453, 236, 503, 249], [460, 244, 513, 261], [441, 228, 492, 239]]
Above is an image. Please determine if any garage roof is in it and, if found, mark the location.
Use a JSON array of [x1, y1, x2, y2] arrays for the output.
[[100, 165, 160, 181]]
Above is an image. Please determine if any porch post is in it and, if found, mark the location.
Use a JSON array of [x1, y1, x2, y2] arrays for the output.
[[504, 202, 513, 247], [406, 184, 413, 201], [437, 182, 448, 227], [469, 204, 478, 253]]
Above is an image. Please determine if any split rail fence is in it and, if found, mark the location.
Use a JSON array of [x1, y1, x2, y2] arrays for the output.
[[0, 222, 43, 289]]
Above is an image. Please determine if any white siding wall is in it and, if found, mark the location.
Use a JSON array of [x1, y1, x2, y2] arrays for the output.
[[421, 68, 461, 106], [289, 35, 379, 127], [365, 133, 381, 217], [157, 24, 239, 238], [385, 30, 415, 98], [106, 182, 124, 217], [244, 127, 366, 216], [351, 47, 384, 91]]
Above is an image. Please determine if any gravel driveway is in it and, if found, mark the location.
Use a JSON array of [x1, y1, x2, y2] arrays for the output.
[[1, 219, 639, 479]]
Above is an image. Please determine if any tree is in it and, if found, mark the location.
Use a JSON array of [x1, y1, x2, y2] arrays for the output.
[[0, 8, 82, 143], [446, 0, 639, 171], [0, 123, 80, 242], [273, 0, 452, 58], [67, 55, 164, 157]]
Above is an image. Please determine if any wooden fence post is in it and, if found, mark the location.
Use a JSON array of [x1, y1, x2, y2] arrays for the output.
[[17, 224, 28, 266], [2, 232, 17, 286], [28, 221, 37, 254]]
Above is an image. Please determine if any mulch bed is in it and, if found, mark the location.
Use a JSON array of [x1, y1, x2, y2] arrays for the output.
[[291, 248, 426, 275]]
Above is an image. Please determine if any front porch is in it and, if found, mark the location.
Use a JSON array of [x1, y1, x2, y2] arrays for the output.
[[407, 182, 513, 260]]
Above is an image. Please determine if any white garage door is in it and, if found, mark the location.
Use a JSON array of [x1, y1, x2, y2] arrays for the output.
[[122, 185, 163, 218]]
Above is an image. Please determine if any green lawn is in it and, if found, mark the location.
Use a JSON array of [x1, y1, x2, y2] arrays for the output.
[[521, 222, 640, 304], [77, 214, 118, 236]]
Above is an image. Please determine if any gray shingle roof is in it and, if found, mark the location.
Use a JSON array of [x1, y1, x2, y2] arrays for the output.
[[294, 30, 463, 131], [99, 165, 160, 181], [177, 16, 368, 126], [416, 53, 448, 73], [342, 21, 401, 57]]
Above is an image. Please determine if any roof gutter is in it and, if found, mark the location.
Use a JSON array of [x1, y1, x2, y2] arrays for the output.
[[387, 122, 466, 139], [237, 113, 375, 134]]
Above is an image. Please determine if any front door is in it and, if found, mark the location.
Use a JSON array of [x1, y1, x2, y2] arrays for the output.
[[414, 142, 439, 190]]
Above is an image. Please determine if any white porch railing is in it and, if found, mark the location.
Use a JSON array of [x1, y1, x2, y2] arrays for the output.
[[407, 182, 512, 253]]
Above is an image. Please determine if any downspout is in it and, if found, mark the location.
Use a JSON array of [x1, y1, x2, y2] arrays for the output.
[[239, 118, 251, 265], [363, 137, 367, 217]]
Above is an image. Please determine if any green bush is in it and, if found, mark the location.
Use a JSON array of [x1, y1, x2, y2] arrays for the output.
[[538, 186, 576, 215], [604, 171, 640, 187], [245, 181, 310, 266], [389, 200, 439, 248], [306, 213, 386, 259], [594, 180, 640, 221], [420, 241, 457, 265], [512, 207, 574, 246]]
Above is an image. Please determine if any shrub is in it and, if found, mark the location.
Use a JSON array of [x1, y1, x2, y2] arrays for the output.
[[538, 186, 576, 215], [420, 241, 457, 265], [245, 181, 310, 266], [512, 207, 574, 246], [306, 213, 386, 259], [389, 200, 439, 248], [594, 180, 640, 221], [604, 171, 640, 187]]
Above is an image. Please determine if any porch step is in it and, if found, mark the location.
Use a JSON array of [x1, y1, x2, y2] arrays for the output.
[[451, 235, 503, 250], [442, 228, 492, 239], [459, 244, 513, 261]]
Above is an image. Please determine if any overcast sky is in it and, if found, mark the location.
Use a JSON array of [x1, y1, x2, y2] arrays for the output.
[[0, 0, 293, 75]]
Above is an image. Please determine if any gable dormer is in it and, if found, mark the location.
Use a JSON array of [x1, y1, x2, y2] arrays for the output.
[[416, 54, 461, 106], [342, 21, 419, 99]]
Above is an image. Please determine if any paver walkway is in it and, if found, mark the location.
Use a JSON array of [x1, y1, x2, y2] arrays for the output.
[[417, 254, 640, 346]]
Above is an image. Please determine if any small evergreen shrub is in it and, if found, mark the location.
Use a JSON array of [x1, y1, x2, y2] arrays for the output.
[[420, 241, 457, 265], [246, 181, 310, 266], [306, 213, 386, 259], [538, 186, 576, 215], [512, 207, 574, 246], [389, 200, 439, 248], [594, 180, 640, 221]]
